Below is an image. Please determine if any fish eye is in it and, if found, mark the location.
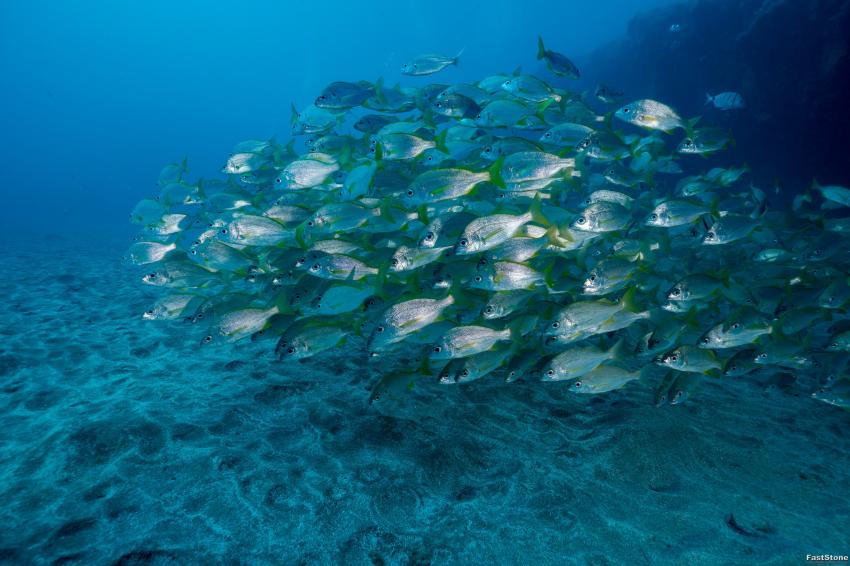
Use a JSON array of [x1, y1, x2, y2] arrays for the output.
[[589, 275, 596, 282], [203, 336, 212, 343], [474, 275, 482, 282], [731, 323, 740, 329], [220, 229, 227, 234], [674, 391, 683, 400], [551, 321, 560, 328], [623, 107, 630, 113], [310, 264, 320, 271], [377, 326, 384, 333], [671, 288, 681, 296], [574, 381, 582, 388], [475, 114, 482, 120], [407, 190, 414, 196], [459, 239, 468, 247], [545, 133, 551, 138], [546, 369, 555, 377], [461, 369, 469, 377], [684, 140, 692, 146], [650, 213, 658, 220], [831, 342, 838, 348], [287, 347, 294, 354], [576, 217, 586, 224], [433, 346, 441, 353], [425, 232, 434, 241], [276, 178, 281, 184], [670, 354, 679, 362], [146, 309, 154, 314], [485, 306, 493, 313], [706, 232, 715, 240], [391, 258, 399, 266], [702, 337, 709, 344], [307, 221, 313, 226], [484, 147, 491, 153], [757, 353, 767, 360], [435, 102, 442, 108]]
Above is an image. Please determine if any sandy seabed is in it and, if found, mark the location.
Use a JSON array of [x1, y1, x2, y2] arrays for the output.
[[0, 236, 848, 565]]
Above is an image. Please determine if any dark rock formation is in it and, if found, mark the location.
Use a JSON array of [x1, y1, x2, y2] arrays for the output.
[[587, 0, 850, 197]]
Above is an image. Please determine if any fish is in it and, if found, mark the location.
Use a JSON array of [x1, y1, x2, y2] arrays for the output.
[[657, 345, 721, 373], [812, 180, 850, 207], [678, 128, 733, 155], [567, 364, 643, 394], [402, 50, 463, 76], [130, 44, 850, 410], [541, 339, 625, 381], [536, 36, 580, 79], [368, 295, 455, 354], [430, 325, 513, 360], [705, 91, 745, 110], [594, 84, 623, 104], [615, 99, 684, 132]]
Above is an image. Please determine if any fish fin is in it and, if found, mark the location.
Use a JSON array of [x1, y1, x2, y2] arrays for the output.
[[537, 35, 546, 60], [704, 92, 713, 106], [416, 203, 430, 225], [378, 198, 397, 224], [488, 156, 505, 188], [434, 129, 449, 154], [608, 336, 628, 361], [374, 77, 387, 106], [453, 47, 465, 65], [290, 103, 299, 128], [416, 357, 432, 376], [686, 116, 701, 132], [421, 108, 436, 130], [294, 222, 307, 249], [618, 287, 639, 313], [529, 193, 549, 226], [511, 65, 522, 76], [682, 306, 701, 329], [535, 99, 555, 121]]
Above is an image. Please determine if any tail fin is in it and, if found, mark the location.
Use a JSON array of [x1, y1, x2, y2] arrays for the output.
[[537, 36, 546, 60], [619, 287, 640, 313], [704, 92, 713, 106], [487, 156, 505, 188], [434, 129, 449, 154], [290, 103, 299, 128], [529, 193, 549, 226], [453, 48, 465, 66]]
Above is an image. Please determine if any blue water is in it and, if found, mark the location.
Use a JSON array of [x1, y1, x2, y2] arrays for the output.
[[2, 1, 850, 564]]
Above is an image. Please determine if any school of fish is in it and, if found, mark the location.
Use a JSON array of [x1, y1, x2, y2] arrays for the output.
[[128, 36, 850, 410]]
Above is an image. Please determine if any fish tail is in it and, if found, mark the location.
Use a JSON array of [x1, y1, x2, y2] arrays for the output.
[[453, 47, 465, 66], [487, 156, 505, 188], [619, 287, 640, 313], [704, 92, 713, 106], [434, 129, 449, 154], [529, 193, 549, 226], [537, 35, 546, 60], [290, 102, 299, 128]]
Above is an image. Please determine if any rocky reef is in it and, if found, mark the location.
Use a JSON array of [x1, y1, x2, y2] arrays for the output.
[[587, 0, 850, 196]]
